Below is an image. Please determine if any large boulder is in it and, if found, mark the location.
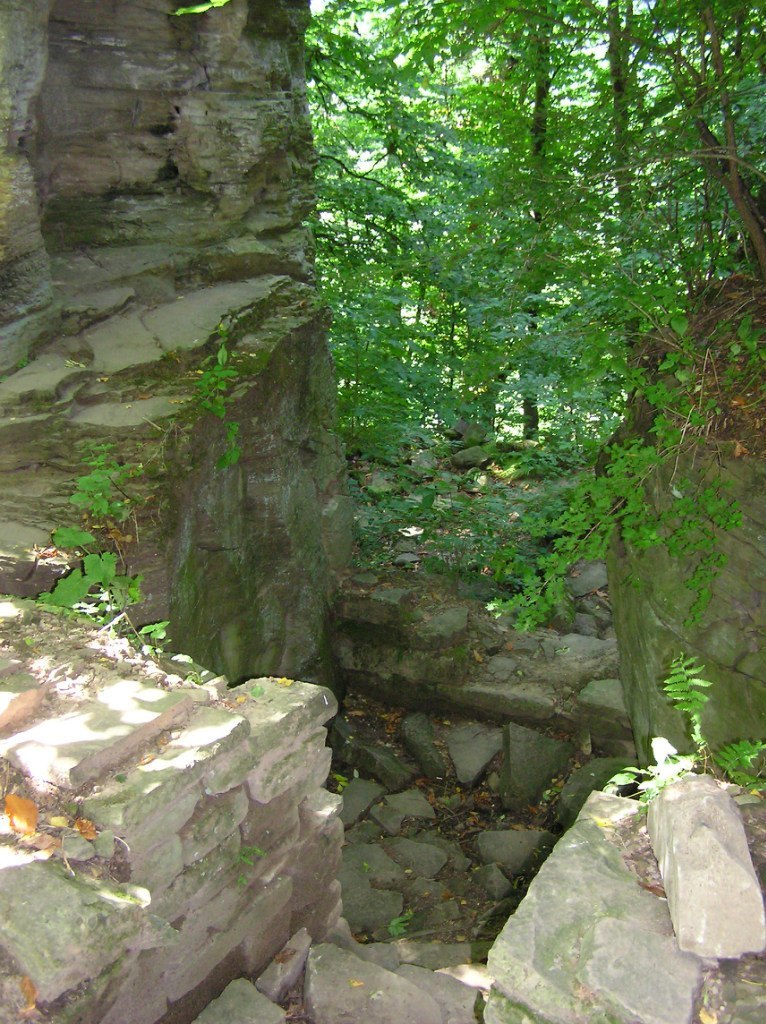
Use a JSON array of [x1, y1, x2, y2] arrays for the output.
[[608, 448, 766, 761]]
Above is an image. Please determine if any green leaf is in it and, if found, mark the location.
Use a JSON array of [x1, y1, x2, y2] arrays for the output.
[[52, 527, 97, 549], [83, 552, 118, 587], [670, 316, 688, 337], [38, 568, 91, 608]]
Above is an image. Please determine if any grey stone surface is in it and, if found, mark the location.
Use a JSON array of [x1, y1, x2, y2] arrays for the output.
[[255, 928, 312, 1004], [333, 718, 416, 791], [576, 676, 636, 757], [192, 978, 285, 1024], [578, 917, 702, 1024], [648, 775, 766, 957], [396, 964, 479, 1024], [416, 606, 470, 649], [556, 757, 630, 830], [566, 559, 609, 597], [305, 943, 442, 1024], [476, 829, 555, 875], [0, 679, 195, 788], [446, 722, 504, 785], [0, 861, 148, 1003], [451, 446, 490, 469], [499, 721, 574, 811], [486, 791, 703, 1024], [473, 863, 513, 899], [608, 450, 766, 760], [369, 788, 436, 835], [401, 711, 448, 778], [339, 777, 386, 827], [342, 843, 407, 888], [337, 860, 403, 935], [382, 836, 448, 877], [394, 940, 475, 970]]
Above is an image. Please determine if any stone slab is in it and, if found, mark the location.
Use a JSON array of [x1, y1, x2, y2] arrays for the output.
[[342, 843, 406, 888], [396, 964, 479, 1024], [0, 679, 195, 788], [193, 978, 286, 1023], [0, 675, 52, 734], [339, 777, 385, 827], [304, 943, 442, 1024], [369, 788, 436, 835], [499, 721, 574, 811], [69, 396, 179, 427], [446, 722, 504, 785], [486, 792, 702, 1024], [0, 861, 148, 1002], [255, 927, 312, 1003], [382, 836, 448, 878], [648, 774, 766, 957], [476, 829, 554, 875]]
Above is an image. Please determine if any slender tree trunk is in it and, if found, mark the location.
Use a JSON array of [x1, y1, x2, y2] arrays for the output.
[[697, 6, 766, 280], [606, 0, 633, 214]]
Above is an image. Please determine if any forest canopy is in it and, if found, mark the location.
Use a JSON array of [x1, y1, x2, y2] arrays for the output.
[[304, 0, 765, 622], [307, 0, 765, 450]]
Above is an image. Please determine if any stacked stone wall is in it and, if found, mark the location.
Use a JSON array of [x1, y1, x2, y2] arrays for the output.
[[0, 601, 342, 1024]]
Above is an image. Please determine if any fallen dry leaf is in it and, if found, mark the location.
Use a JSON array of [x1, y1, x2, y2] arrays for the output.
[[74, 818, 97, 841], [699, 1009, 717, 1024], [273, 948, 296, 964], [349, 979, 365, 988], [5, 795, 38, 835], [48, 816, 69, 828], [20, 976, 37, 1011], [733, 440, 749, 458]]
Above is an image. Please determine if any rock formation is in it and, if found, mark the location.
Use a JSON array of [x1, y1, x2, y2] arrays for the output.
[[0, 0, 351, 687]]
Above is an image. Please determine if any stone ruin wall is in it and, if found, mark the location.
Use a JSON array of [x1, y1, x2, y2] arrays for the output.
[[0, 601, 343, 1024], [0, 0, 351, 689]]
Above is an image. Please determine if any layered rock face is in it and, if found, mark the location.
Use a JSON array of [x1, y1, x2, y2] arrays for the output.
[[608, 447, 766, 762], [0, 0, 350, 686]]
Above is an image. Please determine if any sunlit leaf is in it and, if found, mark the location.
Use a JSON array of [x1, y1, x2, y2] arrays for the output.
[[5, 794, 38, 835]]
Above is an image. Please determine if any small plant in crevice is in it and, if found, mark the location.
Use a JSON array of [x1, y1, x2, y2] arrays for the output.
[[38, 527, 143, 626], [236, 844, 266, 887], [607, 653, 766, 804], [195, 322, 242, 469], [70, 442, 143, 525], [387, 909, 414, 938]]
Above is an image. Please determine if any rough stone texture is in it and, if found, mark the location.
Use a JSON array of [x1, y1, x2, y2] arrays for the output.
[[401, 711, 448, 779], [486, 791, 704, 1024], [335, 573, 619, 727], [304, 943, 442, 1024], [476, 829, 555, 876], [608, 449, 766, 761], [499, 721, 574, 812], [576, 677, 636, 758], [0, 610, 341, 1024], [0, 0, 351, 693], [556, 757, 630, 830], [396, 964, 479, 1024], [255, 928, 312, 1004], [191, 979, 285, 1024], [445, 722, 503, 785], [647, 775, 766, 957]]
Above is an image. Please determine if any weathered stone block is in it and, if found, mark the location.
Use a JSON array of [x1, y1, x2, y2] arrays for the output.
[[255, 927, 312, 1004], [246, 730, 331, 804], [0, 679, 195, 789], [499, 721, 574, 811], [0, 861, 147, 1002], [192, 978, 286, 1024], [648, 774, 766, 957], [180, 787, 250, 866]]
